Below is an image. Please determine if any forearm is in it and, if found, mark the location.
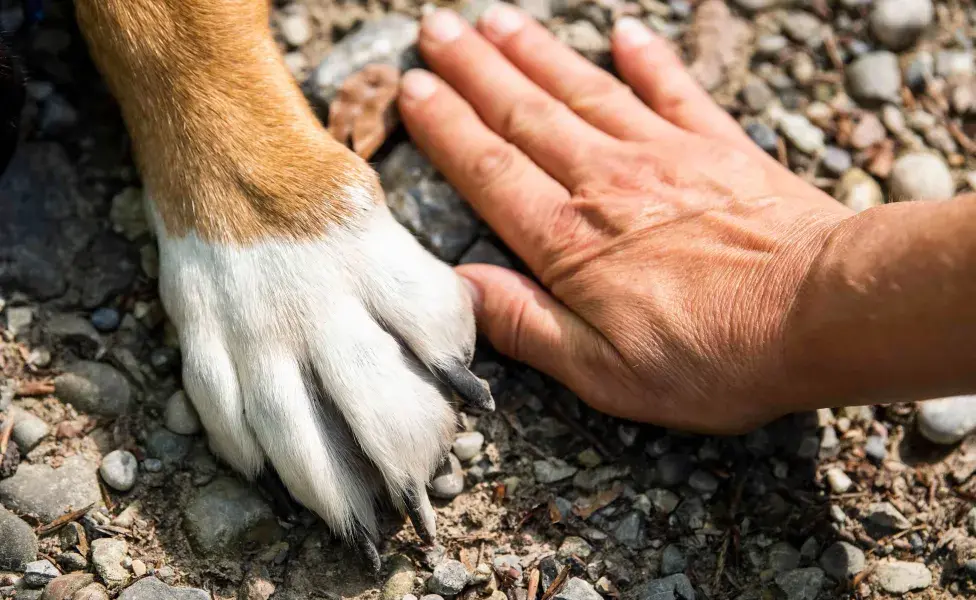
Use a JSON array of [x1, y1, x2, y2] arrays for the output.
[[787, 193, 976, 409]]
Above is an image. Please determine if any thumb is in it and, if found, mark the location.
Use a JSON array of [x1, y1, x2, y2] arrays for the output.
[[456, 264, 607, 398]]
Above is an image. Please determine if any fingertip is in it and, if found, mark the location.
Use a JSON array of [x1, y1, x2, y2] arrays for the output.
[[612, 16, 654, 51], [478, 3, 526, 40], [400, 69, 439, 104], [420, 8, 464, 45]]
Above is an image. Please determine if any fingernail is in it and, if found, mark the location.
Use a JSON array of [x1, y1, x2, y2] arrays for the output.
[[613, 17, 653, 49], [460, 275, 483, 312], [401, 69, 438, 101], [481, 3, 524, 37], [423, 9, 463, 43]]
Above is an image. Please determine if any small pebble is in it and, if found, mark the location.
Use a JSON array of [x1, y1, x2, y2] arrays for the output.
[[164, 391, 202, 436], [279, 6, 312, 47], [552, 578, 602, 600], [451, 431, 484, 462], [870, 0, 933, 51], [819, 542, 865, 580], [100, 450, 138, 492], [936, 51, 975, 79], [655, 454, 693, 487], [781, 11, 822, 46], [746, 122, 779, 154], [688, 470, 718, 494], [143, 458, 163, 473], [864, 435, 887, 462], [660, 545, 686, 576], [822, 146, 852, 176], [775, 567, 824, 600], [825, 468, 853, 493], [430, 454, 464, 499], [533, 458, 577, 483], [776, 112, 825, 155], [58, 552, 89, 572], [647, 489, 680, 515], [427, 560, 468, 596], [834, 168, 883, 212], [558, 536, 593, 560], [10, 408, 49, 452], [149, 347, 179, 374], [847, 52, 902, 103], [872, 561, 932, 593], [916, 396, 976, 444], [90, 308, 121, 332], [23, 560, 59, 588], [865, 502, 911, 533]]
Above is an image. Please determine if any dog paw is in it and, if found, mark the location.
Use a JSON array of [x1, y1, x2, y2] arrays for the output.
[[154, 199, 492, 568]]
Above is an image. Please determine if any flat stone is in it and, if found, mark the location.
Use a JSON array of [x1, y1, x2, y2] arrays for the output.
[[183, 477, 281, 554], [774, 568, 824, 600], [427, 560, 468, 596], [533, 458, 578, 484], [557, 536, 593, 560], [163, 391, 201, 436], [573, 464, 630, 491], [819, 542, 865, 580], [6, 306, 33, 337], [24, 559, 59, 587], [381, 555, 415, 600], [10, 406, 50, 452], [776, 112, 825, 155], [870, 0, 933, 51], [872, 561, 932, 594], [767, 542, 800, 574], [553, 578, 602, 600], [71, 583, 109, 600], [635, 574, 695, 600], [0, 456, 100, 521], [647, 489, 680, 514], [613, 511, 644, 547], [54, 362, 132, 417], [0, 507, 38, 571], [847, 52, 902, 103], [117, 577, 209, 600], [40, 573, 94, 600], [917, 396, 976, 444], [864, 502, 911, 536], [660, 545, 687, 576], [90, 538, 129, 589]]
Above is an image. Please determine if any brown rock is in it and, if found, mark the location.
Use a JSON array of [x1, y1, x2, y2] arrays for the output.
[[71, 583, 109, 600], [41, 573, 94, 600]]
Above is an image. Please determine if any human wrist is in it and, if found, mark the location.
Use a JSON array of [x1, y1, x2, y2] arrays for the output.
[[783, 196, 976, 410]]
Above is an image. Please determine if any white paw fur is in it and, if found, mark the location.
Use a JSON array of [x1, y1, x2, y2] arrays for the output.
[[150, 197, 477, 542]]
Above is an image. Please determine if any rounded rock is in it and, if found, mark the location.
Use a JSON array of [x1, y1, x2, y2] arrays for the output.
[[889, 152, 955, 202], [917, 395, 976, 444], [427, 560, 468, 596], [870, 0, 933, 51], [451, 431, 484, 462], [825, 468, 853, 494], [99, 450, 138, 492], [89, 308, 121, 332], [164, 391, 202, 436], [819, 541, 865, 580], [430, 454, 464, 499], [0, 507, 38, 571], [847, 52, 902, 104], [872, 561, 931, 594]]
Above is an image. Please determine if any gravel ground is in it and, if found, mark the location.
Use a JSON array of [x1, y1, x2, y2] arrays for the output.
[[2, 0, 976, 599]]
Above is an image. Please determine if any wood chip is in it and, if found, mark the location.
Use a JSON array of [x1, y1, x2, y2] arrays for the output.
[[36, 503, 95, 536], [0, 414, 13, 457], [527, 568, 540, 600], [948, 121, 976, 154], [539, 564, 571, 600], [327, 64, 400, 161], [572, 484, 624, 520], [16, 380, 54, 397]]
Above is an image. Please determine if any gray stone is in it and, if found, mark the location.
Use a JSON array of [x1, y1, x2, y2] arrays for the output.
[[688, 470, 718, 494], [613, 511, 644, 547], [24, 560, 59, 588], [774, 568, 824, 600], [889, 152, 955, 202], [145, 427, 193, 467], [756, 34, 789, 56], [870, 0, 933, 51], [0, 507, 38, 571], [673, 497, 706, 530], [9, 407, 49, 452], [117, 577, 210, 600], [38, 95, 77, 134], [6, 306, 33, 337], [533, 458, 578, 484], [917, 396, 976, 444], [776, 112, 825, 155], [311, 14, 419, 105], [936, 51, 975, 79], [864, 435, 887, 462], [847, 52, 902, 103], [427, 560, 468, 596], [90, 538, 129, 589], [819, 542, 865, 580], [553, 578, 602, 600], [864, 502, 911, 535], [45, 314, 103, 358], [872, 561, 931, 594], [552, 21, 608, 63], [822, 146, 852, 176], [660, 545, 686, 576], [557, 536, 593, 560], [451, 431, 484, 462], [834, 168, 883, 213], [648, 489, 680, 515], [825, 468, 853, 494], [517, 0, 552, 21], [79, 234, 138, 309], [164, 391, 201, 436], [54, 362, 132, 417], [0, 456, 100, 521], [741, 79, 774, 113], [109, 188, 148, 241], [56, 551, 88, 572], [380, 144, 480, 262], [430, 453, 464, 499], [279, 5, 312, 47], [90, 308, 120, 332], [458, 239, 512, 269], [183, 477, 281, 554], [745, 122, 778, 153], [767, 542, 800, 574], [635, 574, 695, 600], [781, 11, 822, 46], [99, 450, 138, 492], [656, 454, 692, 487], [573, 464, 630, 491], [381, 555, 415, 600]]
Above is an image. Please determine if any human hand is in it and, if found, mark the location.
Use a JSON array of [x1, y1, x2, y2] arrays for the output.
[[397, 6, 857, 433]]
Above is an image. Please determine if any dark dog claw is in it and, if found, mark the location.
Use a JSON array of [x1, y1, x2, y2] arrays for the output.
[[434, 362, 495, 412], [404, 484, 437, 545], [353, 524, 381, 576]]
